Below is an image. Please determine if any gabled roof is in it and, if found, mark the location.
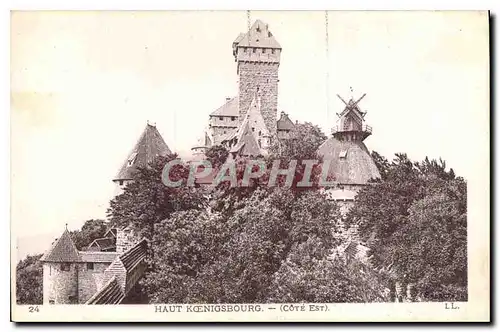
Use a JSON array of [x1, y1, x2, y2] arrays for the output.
[[104, 228, 117, 239], [85, 276, 125, 305], [114, 123, 172, 182], [87, 237, 116, 251], [210, 97, 239, 117], [40, 229, 81, 263], [277, 111, 295, 131], [236, 20, 281, 49]]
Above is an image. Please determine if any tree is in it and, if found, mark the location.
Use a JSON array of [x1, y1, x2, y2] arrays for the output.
[[144, 189, 351, 303], [269, 122, 327, 161], [16, 254, 43, 304], [107, 154, 207, 240], [70, 219, 108, 250], [205, 145, 229, 169], [345, 153, 467, 301]]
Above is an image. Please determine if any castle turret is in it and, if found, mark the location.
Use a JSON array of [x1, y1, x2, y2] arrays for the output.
[[190, 130, 213, 162], [233, 20, 281, 137], [40, 227, 81, 304]]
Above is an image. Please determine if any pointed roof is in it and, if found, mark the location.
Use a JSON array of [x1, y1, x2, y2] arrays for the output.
[[246, 95, 270, 137], [114, 123, 172, 182], [210, 96, 239, 117], [316, 139, 381, 185], [40, 228, 81, 263], [230, 118, 262, 157], [277, 111, 295, 131], [236, 20, 281, 49]]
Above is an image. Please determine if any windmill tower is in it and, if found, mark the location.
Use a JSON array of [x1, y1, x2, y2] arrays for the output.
[[317, 92, 381, 212]]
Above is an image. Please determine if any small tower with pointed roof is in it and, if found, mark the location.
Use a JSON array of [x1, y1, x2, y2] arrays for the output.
[[233, 20, 281, 137], [191, 130, 213, 162], [40, 227, 81, 304]]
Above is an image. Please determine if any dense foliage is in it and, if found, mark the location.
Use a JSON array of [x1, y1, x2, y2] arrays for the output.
[[345, 153, 467, 301], [16, 254, 43, 305], [104, 127, 467, 303], [70, 219, 108, 250]]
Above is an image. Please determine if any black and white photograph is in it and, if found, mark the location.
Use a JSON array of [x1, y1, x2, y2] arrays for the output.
[[10, 10, 489, 322]]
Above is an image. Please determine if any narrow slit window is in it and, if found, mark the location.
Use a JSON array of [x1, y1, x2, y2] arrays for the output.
[[87, 262, 94, 271], [127, 152, 138, 167]]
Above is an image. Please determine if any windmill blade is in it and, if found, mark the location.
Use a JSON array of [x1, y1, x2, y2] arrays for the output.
[[353, 93, 367, 106], [336, 94, 349, 106]]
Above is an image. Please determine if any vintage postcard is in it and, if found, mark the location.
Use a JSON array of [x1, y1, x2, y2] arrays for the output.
[[10, 10, 490, 322]]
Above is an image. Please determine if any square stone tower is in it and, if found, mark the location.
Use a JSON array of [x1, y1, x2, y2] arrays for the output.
[[232, 20, 281, 136]]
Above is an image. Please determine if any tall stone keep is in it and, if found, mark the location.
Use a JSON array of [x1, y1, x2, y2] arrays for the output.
[[232, 20, 281, 136]]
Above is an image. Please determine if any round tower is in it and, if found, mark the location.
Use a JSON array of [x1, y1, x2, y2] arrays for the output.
[[40, 228, 81, 304]]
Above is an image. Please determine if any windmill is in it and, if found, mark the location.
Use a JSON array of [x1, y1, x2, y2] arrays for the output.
[[336, 93, 367, 119]]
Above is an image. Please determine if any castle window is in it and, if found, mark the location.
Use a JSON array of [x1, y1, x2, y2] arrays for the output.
[[231, 117, 236, 121], [87, 262, 94, 271], [258, 131, 261, 136], [252, 127, 255, 132], [272, 49, 275, 54], [219, 117, 223, 121], [61, 263, 70, 271], [49, 300, 55, 305], [253, 48, 256, 53], [49, 266, 52, 275], [119, 180, 124, 186], [127, 152, 138, 167], [262, 48, 266, 54], [258, 139, 261, 148], [244, 47, 247, 53]]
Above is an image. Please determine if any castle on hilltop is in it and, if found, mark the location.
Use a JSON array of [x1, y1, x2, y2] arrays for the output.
[[40, 19, 381, 305]]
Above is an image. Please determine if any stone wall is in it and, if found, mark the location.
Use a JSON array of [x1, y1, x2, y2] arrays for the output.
[[238, 62, 279, 136], [116, 227, 138, 254], [43, 263, 78, 305], [77, 262, 112, 304], [210, 125, 235, 146]]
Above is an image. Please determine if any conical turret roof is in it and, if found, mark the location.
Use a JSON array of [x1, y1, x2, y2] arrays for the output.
[[40, 228, 81, 263], [114, 123, 172, 182], [317, 138, 380, 185]]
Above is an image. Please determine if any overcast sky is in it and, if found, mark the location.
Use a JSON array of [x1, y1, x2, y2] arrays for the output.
[[11, 11, 489, 259]]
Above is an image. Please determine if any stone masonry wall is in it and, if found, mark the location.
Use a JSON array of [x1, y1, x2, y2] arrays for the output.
[[238, 62, 279, 136], [116, 227, 138, 254], [77, 262, 112, 304], [210, 126, 234, 146], [43, 263, 78, 305]]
